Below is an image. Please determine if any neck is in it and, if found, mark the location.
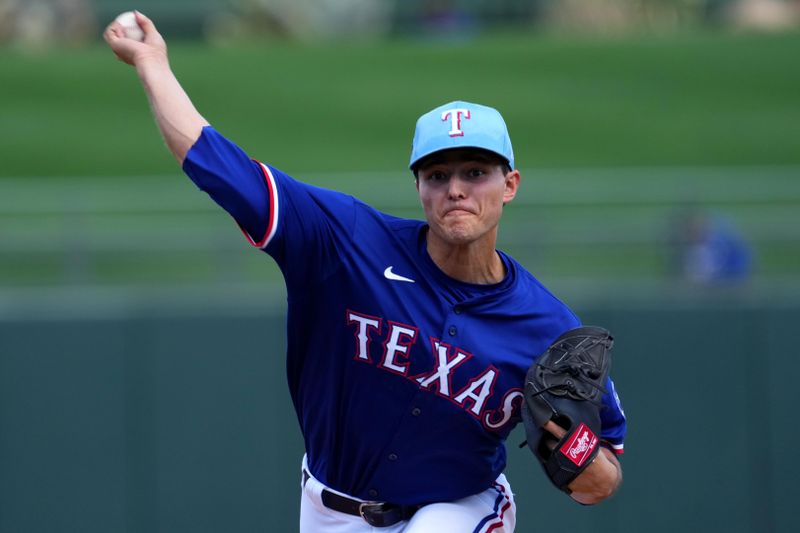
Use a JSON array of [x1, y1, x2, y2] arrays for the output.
[[426, 230, 505, 284]]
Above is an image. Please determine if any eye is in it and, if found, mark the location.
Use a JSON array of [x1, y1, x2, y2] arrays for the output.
[[428, 170, 447, 182], [467, 167, 486, 179]]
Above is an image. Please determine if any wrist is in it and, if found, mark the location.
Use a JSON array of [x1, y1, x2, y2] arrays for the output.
[[135, 51, 170, 76], [567, 449, 622, 505]]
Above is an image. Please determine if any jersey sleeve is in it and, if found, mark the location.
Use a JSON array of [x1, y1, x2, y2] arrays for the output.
[[182, 126, 272, 244], [182, 125, 358, 288], [599, 377, 626, 454]]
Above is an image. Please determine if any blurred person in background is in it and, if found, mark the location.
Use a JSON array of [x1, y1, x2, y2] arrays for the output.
[[670, 208, 753, 285]]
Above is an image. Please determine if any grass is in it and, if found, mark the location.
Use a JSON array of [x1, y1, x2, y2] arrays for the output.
[[0, 30, 799, 178]]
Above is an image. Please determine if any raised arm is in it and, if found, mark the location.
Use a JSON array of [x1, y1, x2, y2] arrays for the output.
[[103, 12, 208, 163], [104, 12, 271, 243]]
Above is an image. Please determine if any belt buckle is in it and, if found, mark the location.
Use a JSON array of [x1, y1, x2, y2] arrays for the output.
[[359, 502, 390, 527]]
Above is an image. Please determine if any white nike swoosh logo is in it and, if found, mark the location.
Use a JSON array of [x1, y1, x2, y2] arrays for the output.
[[384, 266, 415, 283]]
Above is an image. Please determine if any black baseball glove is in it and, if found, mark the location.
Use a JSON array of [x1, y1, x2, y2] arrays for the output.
[[520, 326, 613, 493]]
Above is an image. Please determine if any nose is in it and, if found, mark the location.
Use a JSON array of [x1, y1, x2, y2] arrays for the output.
[[447, 176, 467, 200]]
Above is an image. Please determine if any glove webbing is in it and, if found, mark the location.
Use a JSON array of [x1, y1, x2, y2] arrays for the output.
[[534, 360, 608, 401]]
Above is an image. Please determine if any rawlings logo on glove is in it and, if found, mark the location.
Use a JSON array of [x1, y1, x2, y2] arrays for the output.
[[560, 423, 598, 467]]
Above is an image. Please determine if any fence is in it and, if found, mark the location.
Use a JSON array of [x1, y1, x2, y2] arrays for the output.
[[1, 298, 797, 532]]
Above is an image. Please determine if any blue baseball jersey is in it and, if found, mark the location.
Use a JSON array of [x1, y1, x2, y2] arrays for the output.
[[183, 126, 626, 505]]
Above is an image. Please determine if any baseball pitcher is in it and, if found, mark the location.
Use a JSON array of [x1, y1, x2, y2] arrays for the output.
[[105, 12, 626, 532]]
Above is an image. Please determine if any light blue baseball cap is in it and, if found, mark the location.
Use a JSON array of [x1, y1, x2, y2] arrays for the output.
[[409, 101, 514, 170]]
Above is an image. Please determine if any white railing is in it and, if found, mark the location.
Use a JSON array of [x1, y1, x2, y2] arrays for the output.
[[1, 165, 798, 301]]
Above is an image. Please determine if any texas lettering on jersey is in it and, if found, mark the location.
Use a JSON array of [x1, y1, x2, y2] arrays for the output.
[[347, 309, 523, 432]]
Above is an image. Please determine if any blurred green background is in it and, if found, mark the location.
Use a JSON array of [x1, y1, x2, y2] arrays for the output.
[[1, 0, 799, 532]]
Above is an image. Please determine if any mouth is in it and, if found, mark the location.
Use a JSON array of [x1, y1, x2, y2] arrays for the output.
[[444, 207, 474, 217]]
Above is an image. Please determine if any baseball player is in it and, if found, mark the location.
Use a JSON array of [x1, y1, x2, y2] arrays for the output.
[[105, 13, 626, 532]]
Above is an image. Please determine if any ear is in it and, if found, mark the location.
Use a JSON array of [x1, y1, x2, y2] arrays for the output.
[[503, 170, 520, 205]]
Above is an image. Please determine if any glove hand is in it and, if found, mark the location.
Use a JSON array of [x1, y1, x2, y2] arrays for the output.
[[544, 421, 621, 505]]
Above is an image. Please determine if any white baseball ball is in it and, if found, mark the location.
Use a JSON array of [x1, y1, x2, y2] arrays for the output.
[[115, 11, 144, 42]]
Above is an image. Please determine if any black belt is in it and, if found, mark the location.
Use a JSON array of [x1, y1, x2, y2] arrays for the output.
[[302, 469, 421, 528]]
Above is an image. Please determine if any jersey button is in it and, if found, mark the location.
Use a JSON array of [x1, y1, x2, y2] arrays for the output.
[[388, 453, 398, 461], [448, 325, 457, 336], [454, 305, 462, 314], [368, 489, 379, 498], [411, 407, 421, 416]]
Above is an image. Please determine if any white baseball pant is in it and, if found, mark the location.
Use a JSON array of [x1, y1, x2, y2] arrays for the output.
[[299, 456, 516, 532]]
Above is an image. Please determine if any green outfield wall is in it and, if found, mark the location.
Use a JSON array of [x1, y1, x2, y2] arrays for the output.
[[0, 298, 796, 533]]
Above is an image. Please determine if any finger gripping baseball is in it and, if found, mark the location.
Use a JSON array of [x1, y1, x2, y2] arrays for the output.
[[521, 326, 613, 492]]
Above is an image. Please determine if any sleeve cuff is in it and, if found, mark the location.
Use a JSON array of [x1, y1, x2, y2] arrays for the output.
[[601, 440, 624, 455], [238, 161, 280, 249]]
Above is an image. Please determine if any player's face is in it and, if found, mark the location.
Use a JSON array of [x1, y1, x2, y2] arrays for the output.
[[415, 149, 519, 247]]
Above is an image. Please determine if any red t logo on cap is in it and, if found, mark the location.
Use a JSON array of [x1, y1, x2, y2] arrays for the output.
[[441, 108, 471, 137]]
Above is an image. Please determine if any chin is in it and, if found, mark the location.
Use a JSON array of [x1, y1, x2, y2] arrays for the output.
[[440, 224, 478, 245]]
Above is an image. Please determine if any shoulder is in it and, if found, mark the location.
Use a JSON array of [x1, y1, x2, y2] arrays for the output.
[[380, 212, 426, 234], [267, 166, 417, 226], [349, 206, 422, 255], [503, 252, 581, 328], [268, 167, 424, 240]]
